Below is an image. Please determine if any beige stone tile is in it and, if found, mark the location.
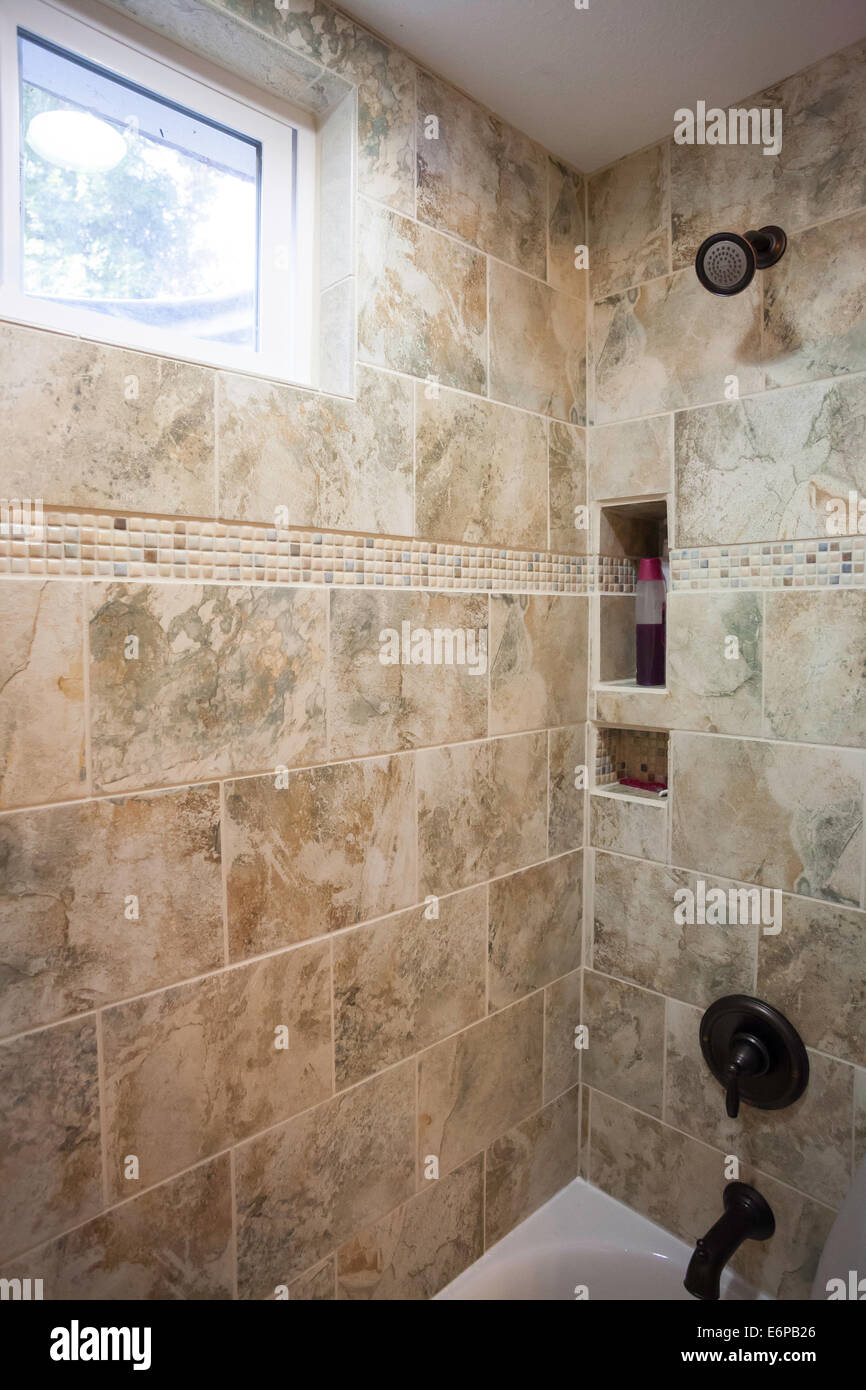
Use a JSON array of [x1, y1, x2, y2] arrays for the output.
[[547, 157, 586, 297], [758, 895, 866, 1068], [235, 1061, 416, 1297], [225, 755, 416, 959], [674, 361, 866, 547], [582, 970, 664, 1117], [102, 945, 332, 1201], [0, 323, 213, 514], [490, 595, 588, 735], [489, 261, 586, 423], [318, 278, 355, 397], [289, 1257, 335, 1301], [488, 852, 583, 1012], [543, 970, 582, 1103], [89, 584, 327, 792], [217, 366, 412, 533], [588, 413, 673, 501], [0, 582, 85, 810], [589, 792, 667, 862], [318, 90, 355, 293], [485, 1088, 580, 1247], [417, 993, 544, 1178], [549, 422, 588, 554], [592, 269, 762, 424], [0, 1017, 102, 1260], [597, 595, 636, 683], [0, 785, 223, 1038], [665, 998, 853, 1207], [588, 143, 669, 298], [764, 591, 866, 747], [588, 1089, 835, 1299], [592, 852, 757, 1007], [0, 1156, 233, 1300], [333, 887, 487, 1089], [548, 725, 586, 855], [357, 201, 487, 394], [327, 589, 489, 759], [417, 733, 547, 896], [666, 591, 763, 735], [416, 71, 547, 276], [337, 1154, 483, 1299], [578, 1084, 590, 1179], [415, 386, 548, 548], [764, 210, 866, 390], [670, 733, 864, 906], [671, 39, 866, 269], [856, 1069, 866, 1168]]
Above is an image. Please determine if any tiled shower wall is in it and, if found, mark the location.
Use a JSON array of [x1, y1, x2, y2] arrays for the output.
[[583, 37, 866, 1299], [0, 0, 590, 1299]]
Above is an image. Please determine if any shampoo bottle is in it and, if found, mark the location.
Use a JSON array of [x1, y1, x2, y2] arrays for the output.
[[636, 557, 666, 686]]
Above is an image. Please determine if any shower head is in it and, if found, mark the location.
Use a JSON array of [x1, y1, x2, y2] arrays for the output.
[[695, 225, 786, 295]]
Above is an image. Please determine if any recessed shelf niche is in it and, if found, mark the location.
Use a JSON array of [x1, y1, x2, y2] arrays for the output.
[[593, 725, 669, 804], [596, 497, 669, 690]]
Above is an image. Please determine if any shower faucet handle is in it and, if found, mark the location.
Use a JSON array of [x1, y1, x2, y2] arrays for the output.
[[723, 1033, 770, 1118]]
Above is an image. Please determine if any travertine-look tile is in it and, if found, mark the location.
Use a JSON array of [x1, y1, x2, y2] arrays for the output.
[[337, 1155, 483, 1300], [489, 261, 586, 423], [490, 595, 588, 735], [224, 755, 416, 959], [415, 387, 548, 548], [764, 210, 866, 389], [665, 999, 853, 1207], [0, 785, 223, 1038], [588, 143, 669, 297], [217, 366, 412, 533], [549, 422, 588, 554], [102, 945, 332, 1200], [0, 1017, 102, 1260], [0, 582, 85, 810], [758, 895, 866, 1067], [0, 1157, 233, 1300], [856, 1070, 866, 1167], [235, 1061, 416, 1297], [543, 970, 582, 1103], [588, 413, 673, 501], [582, 970, 664, 1117], [548, 725, 586, 855], [665, 590, 763, 735], [357, 200, 487, 394], [674, 373, 866, 546], [333, 887, 487, 1088], [318, 278, 355, 397], [289, 1257, 335, 1301], [592, 270, 762, 424], [597, 595, 636, 683], [670, 733, 864, 906], [547, 157, 586, 297], [485, 1088, 580, 1247], [417, 993, 544, 1178], [488, 852, 583, 1011], [417, 733, 547, 896], [416, 71, 547, 276], [0, 323, 213, 514], [592, 853, 757, 1007], [671, 38, 866, 268], [327, 589, 488, 759], [589, 1090, 835, 1299], [763, 591, 866, 747], [89, 584, 327, 792], [589, 793, 667, 862]]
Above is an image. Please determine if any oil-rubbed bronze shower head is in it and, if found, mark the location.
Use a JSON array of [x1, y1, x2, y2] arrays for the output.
[[695, 225, 786, 295]]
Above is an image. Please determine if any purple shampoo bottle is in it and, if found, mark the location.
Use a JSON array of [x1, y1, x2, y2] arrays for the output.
[[636, 557, 666, 686]]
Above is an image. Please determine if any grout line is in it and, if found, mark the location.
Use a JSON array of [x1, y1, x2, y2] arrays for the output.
[[229, 1147, 239, 1301]]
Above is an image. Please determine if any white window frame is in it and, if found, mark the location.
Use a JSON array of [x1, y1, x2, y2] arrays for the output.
[[0, 0, 317, 385]]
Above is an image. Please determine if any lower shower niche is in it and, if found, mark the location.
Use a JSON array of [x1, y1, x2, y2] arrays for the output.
[[593, 725, 668, 801]]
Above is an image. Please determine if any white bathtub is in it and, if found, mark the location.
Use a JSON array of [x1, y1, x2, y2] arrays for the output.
[[436, 1178, 765, 1301]]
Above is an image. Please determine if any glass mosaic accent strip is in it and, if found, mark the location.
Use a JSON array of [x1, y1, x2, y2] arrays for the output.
[[670, 539, 866, 590], [0, 508, 638, 594]]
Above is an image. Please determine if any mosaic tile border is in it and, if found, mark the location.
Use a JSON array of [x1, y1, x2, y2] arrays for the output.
[[670, 539, 866, 591], [595, 727, 669, 788], [0, 508, 637, 594], [2, 510, 864, 593]]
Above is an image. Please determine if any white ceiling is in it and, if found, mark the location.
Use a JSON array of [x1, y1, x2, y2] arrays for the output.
[[341, 0, 866, 171]]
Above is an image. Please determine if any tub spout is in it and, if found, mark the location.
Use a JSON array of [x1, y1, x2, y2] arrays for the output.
[[684, 1182, 775, 1300]]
